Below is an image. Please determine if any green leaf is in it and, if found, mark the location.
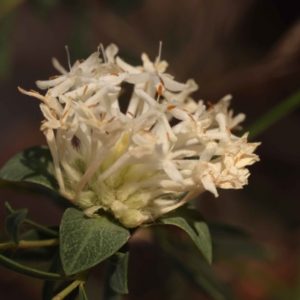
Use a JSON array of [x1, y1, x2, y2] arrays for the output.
[[60, 208, 131, 275], [246, 89, 300, 139], [103, 261, 122, 300], [41, 251, 63, 300], [79, 284, 89, 300], [109, 252, 129, 294], [0, 146, 58, 190], [0, 252, 72, 281], [5, 208, 27, 246], [155, 204, 212, 264]]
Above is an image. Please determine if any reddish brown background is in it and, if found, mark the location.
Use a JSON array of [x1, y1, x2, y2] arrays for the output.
[[1, 1, 300, 299]]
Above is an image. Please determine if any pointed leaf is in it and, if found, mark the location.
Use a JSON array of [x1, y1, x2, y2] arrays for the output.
[[103, 261, 122, 300], [156, 204, 212, 264], [60, 208, 130, 275], [109, 252, 129, 294], [5, 208, 27, 246], [42, 251, 63, 300], [79, 284, 89, 300], [0, 146, 58, 190]]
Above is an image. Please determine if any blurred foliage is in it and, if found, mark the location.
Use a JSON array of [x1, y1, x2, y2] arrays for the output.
[[0, 9, 16, 79], [1, 0, 300, 299], [104, 0, 146, 15], [246, 89, 300, 139]]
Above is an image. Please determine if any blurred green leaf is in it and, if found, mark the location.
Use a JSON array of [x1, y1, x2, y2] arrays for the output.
[[213, 238, 270, 261], [60, 208, 130, 275], [5, 208, 27, 246], [208, 223, 271, 261], [157, 229, 235, 300], [68, 7, 91, 60], [208, 222, 250, 239], [155, 204, 212, 264], [0, 6, 16, 79], [109, 252, 129, 294], [246, 89, 300, 139], [0, 0, 23, 19], [30, 0, 59, 19], [0, 252, 72, 280], [104, 0, 145, 15]]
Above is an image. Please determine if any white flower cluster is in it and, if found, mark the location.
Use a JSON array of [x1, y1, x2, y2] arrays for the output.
[[19, 44, 260, 228]]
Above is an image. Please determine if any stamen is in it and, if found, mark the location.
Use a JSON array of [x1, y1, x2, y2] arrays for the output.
[[167, 105, 176, 110], [83, 85, 88, 95], [157, 41, 162, 64], [188, 114, 196, 123], [88, 103, 99, 108], [49, 75, 59, 80], [157, 85, 163, 95], [100, 44, 108, 64], [108, 116, 116, 123], [101, 111, 107, 121], [159, 76, 165, 86], [65, 45, 72, 71], [61, 109, 69, 119], [207, 101, 215, 110], [30, 89, 40, 94], [49, 109, 56, 119]]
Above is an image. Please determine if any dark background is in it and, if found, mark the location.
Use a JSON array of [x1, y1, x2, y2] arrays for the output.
[[1, 0, 300, 299]]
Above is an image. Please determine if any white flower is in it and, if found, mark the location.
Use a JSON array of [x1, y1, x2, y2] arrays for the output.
[[19, 44, 260, 228]]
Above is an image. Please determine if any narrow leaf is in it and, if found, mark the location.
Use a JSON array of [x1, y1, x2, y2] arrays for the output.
[[103, 261, 122, 300], [42, 250, 63, 300], [0, 146, 58, 190], [246, 89, 300, 139], [155, 204, 212, 264], [5, 208, 27, 246], [79, 284, 89, 300], [60, 208, 130, 275], [0, 253, 73, 281], [109, 252, 129, 294]]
